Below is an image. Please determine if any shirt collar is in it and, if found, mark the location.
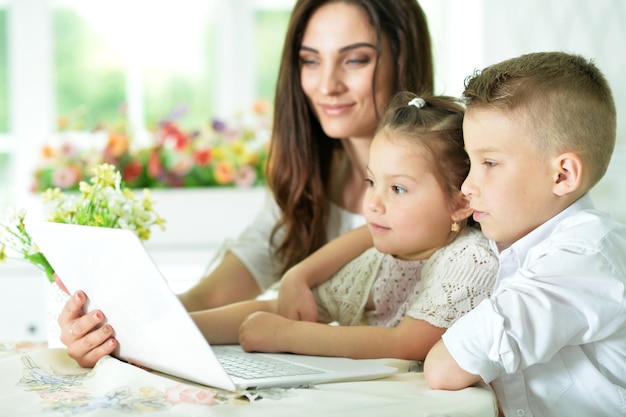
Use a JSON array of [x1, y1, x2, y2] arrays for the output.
[[489, 194, 595, 263]]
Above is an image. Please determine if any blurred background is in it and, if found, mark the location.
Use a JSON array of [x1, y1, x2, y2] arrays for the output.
[[0, 0, 624, 219]]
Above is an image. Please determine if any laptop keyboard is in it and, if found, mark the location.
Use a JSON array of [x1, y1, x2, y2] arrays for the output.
[[214, 347, 326, 380]]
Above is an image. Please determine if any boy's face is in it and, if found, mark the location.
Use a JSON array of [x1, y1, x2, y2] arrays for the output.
[[461, 108, 558, 249]]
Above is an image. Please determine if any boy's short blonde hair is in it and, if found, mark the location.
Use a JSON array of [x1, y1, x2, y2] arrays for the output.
[[463, 51, 616, 189]]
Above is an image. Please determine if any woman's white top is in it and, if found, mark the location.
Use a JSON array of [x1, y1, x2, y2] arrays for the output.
[[219, 191, 365, 291]]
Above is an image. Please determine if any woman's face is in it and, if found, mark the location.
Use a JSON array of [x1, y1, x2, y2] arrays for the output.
[[299, 2, 395, 141]]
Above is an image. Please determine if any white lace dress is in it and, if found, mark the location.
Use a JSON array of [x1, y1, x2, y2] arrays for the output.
[[313, 227, 498, 328]]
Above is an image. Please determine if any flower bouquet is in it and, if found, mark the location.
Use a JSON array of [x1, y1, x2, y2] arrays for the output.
[[1, 163, 166, 283], [32, 101, 271, 192]]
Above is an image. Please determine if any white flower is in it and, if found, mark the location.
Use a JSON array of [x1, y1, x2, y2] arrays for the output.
[[2, 164, 166, 281]]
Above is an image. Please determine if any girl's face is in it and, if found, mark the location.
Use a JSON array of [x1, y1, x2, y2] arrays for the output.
[[299, 2, 395, 141], [364, 132, 461, 261]]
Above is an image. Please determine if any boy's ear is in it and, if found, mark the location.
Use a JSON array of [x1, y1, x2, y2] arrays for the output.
[[552, 152, 584, 196], [451, 191, 473, 222]]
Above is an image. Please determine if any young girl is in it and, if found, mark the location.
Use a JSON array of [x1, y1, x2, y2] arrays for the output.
[[190, 92, 498, 360]]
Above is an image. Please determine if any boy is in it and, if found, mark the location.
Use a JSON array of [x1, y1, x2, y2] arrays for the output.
[[423, 51, 626, 417]]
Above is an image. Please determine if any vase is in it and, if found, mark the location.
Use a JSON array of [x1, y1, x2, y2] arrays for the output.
[[146, 187, 267, 248], [45, 275, 70, 348]]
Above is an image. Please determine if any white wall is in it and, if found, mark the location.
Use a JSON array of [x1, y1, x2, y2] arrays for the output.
[[425, 0, 626, 222]]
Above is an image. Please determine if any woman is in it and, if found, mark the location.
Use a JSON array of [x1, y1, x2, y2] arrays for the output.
[[60, 0, 434, 367]]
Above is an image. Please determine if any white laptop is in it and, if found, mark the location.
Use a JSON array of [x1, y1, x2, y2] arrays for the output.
[[28, 221, 397, 392]]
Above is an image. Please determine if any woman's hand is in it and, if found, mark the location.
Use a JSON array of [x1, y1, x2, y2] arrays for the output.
[[276, 226, 373, 322], [277, 270, 318, 322], [58, 290, 117, 368]]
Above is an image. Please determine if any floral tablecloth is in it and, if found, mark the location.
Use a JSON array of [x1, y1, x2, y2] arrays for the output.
[[0, 342, 498, 417]]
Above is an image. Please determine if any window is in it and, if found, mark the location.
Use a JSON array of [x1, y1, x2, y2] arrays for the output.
[[54, 7, 126, 129], [0, 8, 7, 132], [53, 1, 291, 130], [0, 0, 294, 215], [0, 7, 10, 210], [254, 8, 291, 103]]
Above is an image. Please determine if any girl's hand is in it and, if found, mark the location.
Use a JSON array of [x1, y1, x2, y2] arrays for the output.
[[58, 290, 117, 368], [239, 311, 293, 352], [277, 270, 318, 322]]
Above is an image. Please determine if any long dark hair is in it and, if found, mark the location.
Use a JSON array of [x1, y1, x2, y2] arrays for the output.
[[267, 0, 434, 277]]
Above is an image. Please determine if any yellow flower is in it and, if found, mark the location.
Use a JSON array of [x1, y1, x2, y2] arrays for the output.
[[91, 163, 118, 187], [137, 228, 150, 241], [93, 214, 105, 226], [42, 187, 62, 203], [79, 181, 93, 197], [240, 150, 259, 166], [123, 187, 136, 200], [211, 146, 227, 161], [141, 189, 153, 211], [230, 142, 245, 157]]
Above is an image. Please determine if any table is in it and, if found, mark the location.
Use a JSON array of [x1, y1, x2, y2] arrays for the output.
[[0, 342, 497, 416]]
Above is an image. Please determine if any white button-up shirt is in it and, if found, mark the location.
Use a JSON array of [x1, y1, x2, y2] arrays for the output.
[[442, 194, 626, 417]]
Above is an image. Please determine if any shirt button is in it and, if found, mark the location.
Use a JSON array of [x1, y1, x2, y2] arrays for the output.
[[516, 409, 526, 417]]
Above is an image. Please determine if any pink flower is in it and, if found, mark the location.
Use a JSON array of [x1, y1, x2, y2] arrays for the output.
[[235, 165, 257, 187], [147, 150, 163, 178], [52, 166, 81, 189], [170, 154, 194, 176], [165, 384, 216, 406], [59, 142, 78, 158]]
